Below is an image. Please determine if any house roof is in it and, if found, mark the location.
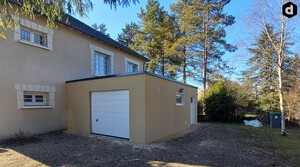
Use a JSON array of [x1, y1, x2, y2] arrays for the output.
[[57, 15, 149, 61], [66, 71, 198, 89], [9, 0, 149, 61]]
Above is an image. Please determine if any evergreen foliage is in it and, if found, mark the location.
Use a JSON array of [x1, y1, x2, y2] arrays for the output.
[[0, 0, 137, 39], [132, 0, 178, 77], [117, 22, 139, 47], [204, 80, 235, 122]]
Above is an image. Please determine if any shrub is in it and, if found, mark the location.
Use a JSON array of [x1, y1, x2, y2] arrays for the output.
[[204, 80, 235, 122]]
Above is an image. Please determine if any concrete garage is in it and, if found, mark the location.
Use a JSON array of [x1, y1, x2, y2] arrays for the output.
[[66, 71, 198, 144]]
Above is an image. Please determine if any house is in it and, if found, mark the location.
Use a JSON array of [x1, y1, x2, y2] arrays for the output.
[[0, 13, 197, 144]]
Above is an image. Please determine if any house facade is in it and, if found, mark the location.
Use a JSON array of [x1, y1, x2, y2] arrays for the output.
[[0, 14, 197, 143]]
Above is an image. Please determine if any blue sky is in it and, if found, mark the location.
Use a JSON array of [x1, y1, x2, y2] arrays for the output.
[[76, 0, 258, 86]]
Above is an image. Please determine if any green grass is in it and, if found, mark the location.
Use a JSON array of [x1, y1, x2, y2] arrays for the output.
[[225, 123, 300, 166], [243, 114, 258, 118]]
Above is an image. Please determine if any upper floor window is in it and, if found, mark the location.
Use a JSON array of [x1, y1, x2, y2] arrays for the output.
[[21, 29, 30, 42], [34, 33, 45, 46], [127, 62, 138, 73], [125, 57, 140, 73], [94, 52, 111, 76], [20, 27, 47, 47]]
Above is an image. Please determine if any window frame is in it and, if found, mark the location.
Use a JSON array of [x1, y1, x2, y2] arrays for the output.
[[23, 91, 49, 106], [21, 28, 31, 42], [20, 26, 48, 48], [127, 62, 138, 73], [93, 52, 111, 76], [125, 57, 140, 73], [176, 92, 185, 106], [33, 32, 46, 46]]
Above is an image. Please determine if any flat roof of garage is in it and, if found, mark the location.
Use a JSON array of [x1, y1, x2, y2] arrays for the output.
[[66, 71, 198, 89]]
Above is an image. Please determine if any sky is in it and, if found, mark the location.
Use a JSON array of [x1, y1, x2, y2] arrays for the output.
[[75, 0, 280, 87]]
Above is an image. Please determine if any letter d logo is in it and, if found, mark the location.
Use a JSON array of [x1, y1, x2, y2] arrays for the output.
[[283, 2, 297, 18]]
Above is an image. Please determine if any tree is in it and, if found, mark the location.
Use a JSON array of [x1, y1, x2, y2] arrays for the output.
[[117, 22, 139, 47], [248, 0, 300, 135], [169, 1, 198, 83], [242, 25, 280, 112], [0, 0, 137, 39], [133, 0, 177, 77], [92, 23, 110, 36], [244, 25, 278, 94], [170, 0, 236, 93], [204, 80, 235, 122], [284, 55, 300, 122]]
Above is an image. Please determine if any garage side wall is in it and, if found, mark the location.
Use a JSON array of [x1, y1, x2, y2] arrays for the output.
[[145, 75, 198, 143], [66, 75, 146, 144]]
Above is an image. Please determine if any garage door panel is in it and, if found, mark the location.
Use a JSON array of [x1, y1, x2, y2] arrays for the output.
[[95, 114, 129, 120], [92, 101, 129, 107], [97, 122, 129, 131], [96, 129, 129, 138], [92, 94, 129, 101], [93, 107, 129, 114], [92, 90, 129, 96], [91, 90, 129, 139]]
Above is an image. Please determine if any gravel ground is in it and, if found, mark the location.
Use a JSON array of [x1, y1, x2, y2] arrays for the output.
[[0, 123, 292, 167]]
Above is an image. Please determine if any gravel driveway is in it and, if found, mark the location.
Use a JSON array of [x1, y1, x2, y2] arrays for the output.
[[0, 123, 291, 167]]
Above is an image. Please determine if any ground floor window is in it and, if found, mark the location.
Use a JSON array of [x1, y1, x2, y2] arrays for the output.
[[14, 83, 56, 109], [23, 91, 49, 106], [176, 92, 184, 106]]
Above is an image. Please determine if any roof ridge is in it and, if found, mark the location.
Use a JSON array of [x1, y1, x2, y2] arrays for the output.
[[57, 14, 149, 61]]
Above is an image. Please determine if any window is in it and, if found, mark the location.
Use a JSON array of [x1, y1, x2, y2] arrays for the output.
[[127, 62, 138, 73], [125, 57, 140, 73], [34, 33, 45, 46], [176, 93, 184, 106], [20, 27, 47, 47], [21, 29, 31, 42], [23, 91, 49, 106], [94, 52, 111, 76]]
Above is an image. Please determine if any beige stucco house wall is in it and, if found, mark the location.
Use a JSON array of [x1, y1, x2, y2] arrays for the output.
[[0, 15, 146, 139], [66, 72, 198, 144]]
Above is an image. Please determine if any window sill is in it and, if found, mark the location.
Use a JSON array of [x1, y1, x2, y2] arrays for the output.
[[22, 106, 53, 109], [176, 104, 185, 106], [19, 40, 50, 50]]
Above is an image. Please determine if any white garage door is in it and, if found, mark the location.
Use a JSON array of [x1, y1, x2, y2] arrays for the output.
[[91, 90, 129, 139]]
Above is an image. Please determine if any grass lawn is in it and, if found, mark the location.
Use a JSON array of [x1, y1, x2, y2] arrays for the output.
[[225, 123, 300, 166]]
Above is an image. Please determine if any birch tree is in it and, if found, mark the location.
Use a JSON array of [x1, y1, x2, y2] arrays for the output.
[[249, 0, 300, 135]]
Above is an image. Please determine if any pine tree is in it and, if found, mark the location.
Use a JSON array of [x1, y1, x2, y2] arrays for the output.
[[92, 23, 110, 37], [171, 0, 236, 92], [169, 1, 197, 83], [243, 25, 278, 94], [117, 22, 139, 47], [133, 0, 177, 77]]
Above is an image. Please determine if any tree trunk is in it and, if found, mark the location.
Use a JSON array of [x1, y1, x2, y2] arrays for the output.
[[278, 63, 286, 135], [203, 21, 208, 95], [203, 49, 207, 94], [279, 1, 286, 136], [161, 55, 165, 76], [183, 46, 187, 83]]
